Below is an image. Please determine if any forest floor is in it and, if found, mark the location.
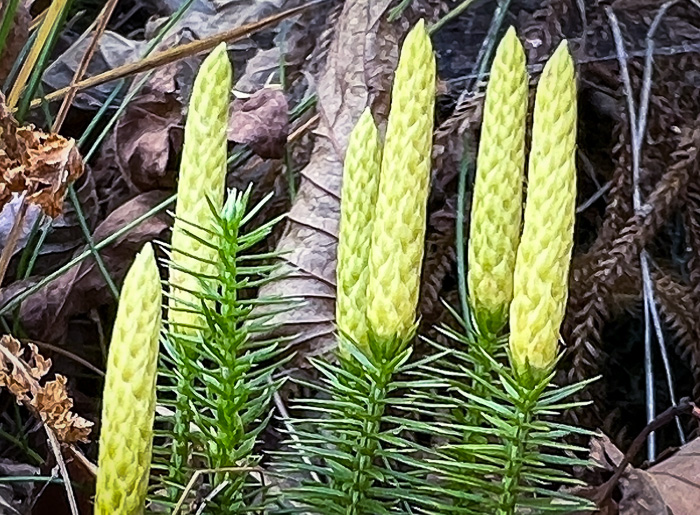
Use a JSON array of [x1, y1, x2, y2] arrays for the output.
[[1, 0, 700, 513]]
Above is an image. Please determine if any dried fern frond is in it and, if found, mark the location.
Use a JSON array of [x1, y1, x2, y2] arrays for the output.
[[566, 126, 698, 385]]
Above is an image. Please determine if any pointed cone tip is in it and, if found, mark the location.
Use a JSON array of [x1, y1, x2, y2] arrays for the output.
[[406, 18, 431, 45], [138, 242, 155, 259], [201, 42, 231, 72], [212, 41, 228, 56], [552, 39, 573, 62], [134, 242, 157, 272], [541, 39, 574, 79], [498, 25, 525, 60], [358, 107, 374, 124]]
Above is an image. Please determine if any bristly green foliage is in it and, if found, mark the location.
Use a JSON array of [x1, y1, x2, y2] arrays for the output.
[[152, 187, 288, 513], [270, 325, 596, 514], [404, 328, 598, 514], [267, 24, 595, 515], [271, 337, 441, 514]]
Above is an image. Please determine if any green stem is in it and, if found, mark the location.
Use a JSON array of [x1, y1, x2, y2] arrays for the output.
[[0, 0, 21, 61], [169, 347, 194, 498], [467, 333, 496, 424], [342, 362, 392, 515], [498, 387, 537, 514], [456, 135, 472, 325]]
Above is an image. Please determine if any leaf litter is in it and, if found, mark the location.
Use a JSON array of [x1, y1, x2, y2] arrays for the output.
[[0, 93, 83, 218], [0, 335, 92, 444], [2, 0, 700, 512]]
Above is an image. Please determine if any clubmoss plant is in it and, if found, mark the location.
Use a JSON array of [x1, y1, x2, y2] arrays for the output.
[[164, 41, 232, 489], [153, 43, 286, 513], [508, 40, 577, 385], [413, 35, 593, 515], [468, 26, 528, 336], [336, 109, 381, 355], [366, 19, 436, 346], [95, 243, 161, 515], [168, 41, 231, 337], [276, 20, 437, 514]]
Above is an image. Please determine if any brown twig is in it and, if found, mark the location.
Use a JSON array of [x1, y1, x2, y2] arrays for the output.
[[45, 425, 79, 515], [594, 398, 698, 505], [67, 443, 97, 477], [30, 0, 330, 110], [51, 0, 119, 132], [172, 466, 261, 515], [606, 1, 688, 457], [26, 339, 105, 377], [288, 113, 319, 143]]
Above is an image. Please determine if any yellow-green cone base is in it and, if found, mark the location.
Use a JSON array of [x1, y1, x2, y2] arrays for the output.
[[366, 20, 436, 343], [168, 43, 232, 336], [336, 109, 381, 355]]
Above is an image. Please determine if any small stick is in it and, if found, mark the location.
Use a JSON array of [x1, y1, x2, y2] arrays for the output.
[[0, 194, 28, 287], [606, 2, 687, 460], [172, 466, 259, 515], [67, 443, 97, 476], [30, 0, 329, 109], [52, 0, 120, 132], [595, 398, 697, 504], [45, 426, 79, 515], [271, 377, 321, 484]]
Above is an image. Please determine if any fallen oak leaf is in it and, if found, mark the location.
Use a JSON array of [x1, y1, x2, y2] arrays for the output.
[[228, 87, 289, 159]]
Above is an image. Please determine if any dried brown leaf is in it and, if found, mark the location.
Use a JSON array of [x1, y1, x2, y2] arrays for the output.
[[0, 93, 84, 217], [30, 374, 92, 444], [572, 433, 672, 515], [647, 437, 700, 514], [110, 65, 183, 192], [252, 0, 410, 361], [0, 335, 92, 443], [228, 88, 289, 159], [0, 339, 31, 403], [19, 191, 170, 342]]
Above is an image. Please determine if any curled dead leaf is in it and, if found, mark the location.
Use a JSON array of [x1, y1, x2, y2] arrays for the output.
[[0, 338, 50, 403], [0, 335, 93, 443], [0, 93, 84, 218], [228, 87, 289, 159], [31, 374, 93, 444]]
